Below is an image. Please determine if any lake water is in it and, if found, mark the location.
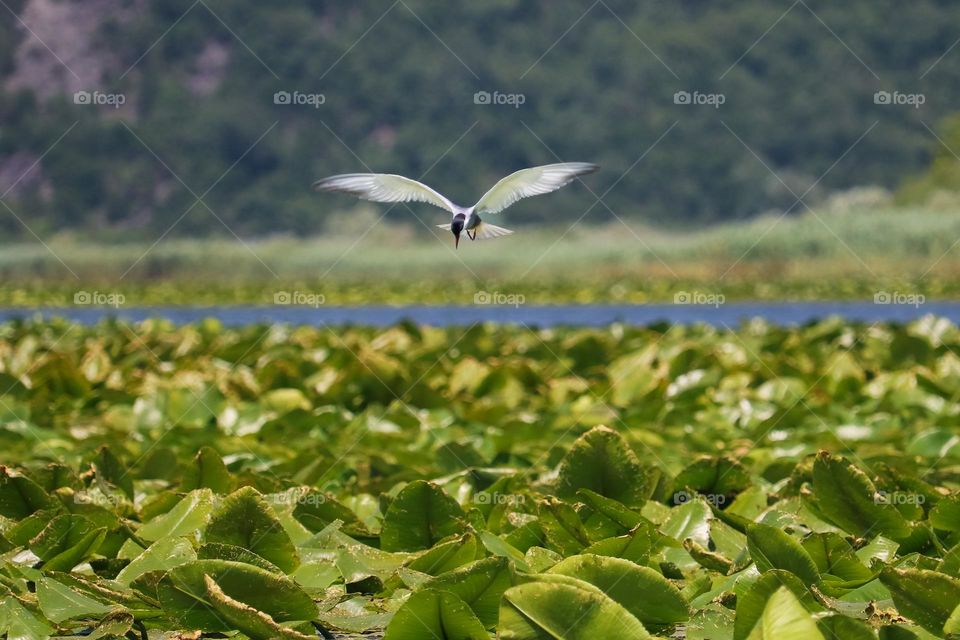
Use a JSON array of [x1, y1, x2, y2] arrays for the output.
[[0, 302, 952, 327]]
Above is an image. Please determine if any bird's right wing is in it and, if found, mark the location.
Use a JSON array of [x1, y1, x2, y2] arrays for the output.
[[313, 173, 456, 213]]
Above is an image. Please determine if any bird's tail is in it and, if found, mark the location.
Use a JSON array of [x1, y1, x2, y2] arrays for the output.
[[472, 222, 514, 240]]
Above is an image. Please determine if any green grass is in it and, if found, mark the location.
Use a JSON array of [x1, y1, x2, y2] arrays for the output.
[[3, 203, 960, 304]]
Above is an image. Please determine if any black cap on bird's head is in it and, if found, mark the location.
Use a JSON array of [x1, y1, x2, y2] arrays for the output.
[[451, 215, 465, 249]]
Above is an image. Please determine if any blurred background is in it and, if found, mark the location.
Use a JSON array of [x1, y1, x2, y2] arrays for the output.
[[1, 0, 960, 304]]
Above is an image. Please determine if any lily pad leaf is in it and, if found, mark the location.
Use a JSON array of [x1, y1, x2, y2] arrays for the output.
[[203, 574, 315, 640], [36, 575, 114, 623], [0, 467, 56, 518], [180, 446, 233, 493], [383, 588, 487, 640], [746, 587, 826, 640], [746, 523, 820, 585], [499, 579, 651, 639], [810, 453, 911, 540], [879, 567, 960, 636], [205, 486, 299, 572], [138, 488, 214, 542], [157, 559, 316, 632], [734, 570, 822, 640], [293, 489, 372, 537], [380, 480, 467, 552], [555, 425, 657, 507], [30, 514, 107, 572], [548, 553, 690, 625], [423, 556, 513, 628], [115, 536, 196, 585]]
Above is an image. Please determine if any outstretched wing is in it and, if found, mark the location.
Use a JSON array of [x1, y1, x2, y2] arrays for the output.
[[472, 162, 598, 214], [313, 173, 456, 213]]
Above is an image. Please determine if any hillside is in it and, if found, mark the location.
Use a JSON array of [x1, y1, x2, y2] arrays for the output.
[[1, 0, 960, 238]]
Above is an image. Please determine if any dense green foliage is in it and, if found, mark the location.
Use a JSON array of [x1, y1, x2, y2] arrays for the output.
[[899, 114, 960, 204], [2, 318, 960, 637], [0, 204, 959, 305], [2, 1, 960, 237]]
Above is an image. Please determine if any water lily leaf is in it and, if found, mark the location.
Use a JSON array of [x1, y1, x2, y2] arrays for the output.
[[383, 588, 487, 640], [424, 556, 513, 628], [548, 553, 690, 625], [380, 480, 467, 552], [499, 579, 651, 639], [801, 532, 873, 582], [115, 536, 196, 585], [263, 388, 312, 414], [810, 453, 911, 540], [879, 567, 960, 636], [292, 489, 371, 537], [139, 488, 214, 541], [406, 533, 482, 576], [30, 514, 107, 572], [180, 446, 233, 493], [816, 614, 877, 640], [584, 519, 662, 565], [0, 597, 55, 640], [684, 538, 734, 574], [659, 499, 711, 570], [734, 570, 822, 640], [205, 486, 299, 572], [36, 575, 113, 623], [930, 495, 960, 532], [675, 456, 752, 498], [746, 523, 820, 585], [84, 611, 136, 639], [577, 488, 646, 533], [478, 531, 529, 571], [0, 467, 56, 518], [92, 445, 134, 500], [538, 498, 590, 556], [203, 574, 315, 640], [198, 542, 283, 573], [555, 426, 656, 507], [157, 559, 316, 631], [746, 587, 826, 640]]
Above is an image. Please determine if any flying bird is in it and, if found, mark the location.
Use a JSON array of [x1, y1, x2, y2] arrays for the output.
[[313, 162, 599, 248]]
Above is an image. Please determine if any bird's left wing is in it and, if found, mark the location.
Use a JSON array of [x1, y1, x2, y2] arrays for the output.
[[313, 173, 455, 213], [472, 162, 598, 214]]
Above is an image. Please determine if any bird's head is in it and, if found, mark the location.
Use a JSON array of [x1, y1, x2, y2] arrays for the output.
[[451, 216, 464, 249]]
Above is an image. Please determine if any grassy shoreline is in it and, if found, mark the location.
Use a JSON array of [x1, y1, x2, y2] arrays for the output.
[[2, 206, 960, 304]]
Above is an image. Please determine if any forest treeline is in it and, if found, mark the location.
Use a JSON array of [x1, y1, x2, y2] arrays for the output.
[[1, 0, 959, 238]]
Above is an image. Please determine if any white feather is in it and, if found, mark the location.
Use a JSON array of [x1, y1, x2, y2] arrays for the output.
[[472, 162, 599, 215], [473, 222, 514, 240], [313, 173, 455, 213]]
